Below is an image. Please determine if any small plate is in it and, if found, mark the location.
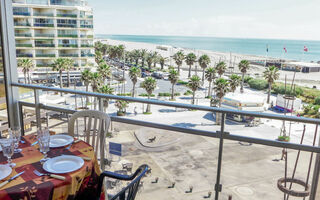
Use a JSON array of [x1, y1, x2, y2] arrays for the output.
[[43, 155, 84, 174], [0, 165, 12, 181], [49, 134, 74, 148]]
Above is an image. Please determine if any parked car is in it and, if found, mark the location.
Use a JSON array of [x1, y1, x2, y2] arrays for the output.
[[152, 72, 164, 79]]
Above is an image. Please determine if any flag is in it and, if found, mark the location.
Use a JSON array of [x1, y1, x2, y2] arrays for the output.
[[266, 45, 269, 52], [304, 46, 308, 52], [283, 47, 287, 53]]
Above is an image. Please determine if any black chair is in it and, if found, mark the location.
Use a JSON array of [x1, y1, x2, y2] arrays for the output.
[[97, 164, 149, 200]]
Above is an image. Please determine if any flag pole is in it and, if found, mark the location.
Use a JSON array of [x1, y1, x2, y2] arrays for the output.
[[264, 45, 268, 68]]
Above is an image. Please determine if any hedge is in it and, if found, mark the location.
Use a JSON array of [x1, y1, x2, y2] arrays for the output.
[[248, 79, 268, 90], [158, 92, 180, 97]]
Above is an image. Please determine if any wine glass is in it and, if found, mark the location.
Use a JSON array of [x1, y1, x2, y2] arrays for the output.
[[38, 134, 50, 163], [0, 137, 16, 168], [11, 127, 22, 153]]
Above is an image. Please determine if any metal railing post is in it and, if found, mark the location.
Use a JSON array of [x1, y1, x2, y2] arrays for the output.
[[215, 113, 226, 200], [98, 97, 103, 112], [19, 102, 25, 136], [310, 129, 320, 200], [34, 89, 41, 129]]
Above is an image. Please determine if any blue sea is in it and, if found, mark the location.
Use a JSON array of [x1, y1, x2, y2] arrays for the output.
[[96, 34, 320, 62]]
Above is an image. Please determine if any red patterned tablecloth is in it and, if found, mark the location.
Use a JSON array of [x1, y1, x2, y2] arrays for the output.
[[0, 134, 105, 200]]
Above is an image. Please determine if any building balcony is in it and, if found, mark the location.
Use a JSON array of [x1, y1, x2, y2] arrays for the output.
[[81, 53, 95, 57], [14, 22, 31, 27], [56, 14, 77, 18], [59, 54, 79, 57], [80, 25, 93, 28], [34, 23, 54, 27], [34, 13, 54, 17], [57, 24, 77, 28], [80, 44, 93, 48], [80, 35, 94, 39], [35, 44, 55, 47], [13, 12, 31, 16], [15, 33, 32, 37], [36, 53, 56, 57], [16, 43, 33, 47], [58, 44, 78, 48], [16, 53, 33, 57], [58, 34, 78, 38], [34, 33, 55, 38]]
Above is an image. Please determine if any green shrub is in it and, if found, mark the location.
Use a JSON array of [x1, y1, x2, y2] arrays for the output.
[[138, 93, 155, 97], [315, 96, 320, 105], [117, 93, 131, 96], [158, 92, 180, 97], [272, 84, 303, 96], [177, 80, 188, 85], [248, 79, 268, 90], [244, 76, 253, 83], [184, 90, 193, 95]]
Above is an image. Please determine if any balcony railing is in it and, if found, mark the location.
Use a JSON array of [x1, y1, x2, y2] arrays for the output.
[[59, 54, 79, 57], [35, 44, 55, 47], [35, 53, 56, 57], [34, 23, 54, 27], [58, 44, 78, 48], [13, 12, 31, 16], [80, 35, 94, 38], [80, 44, 93, 48], [56, 14, 77, 18], [9, 82, 320, 200], [15, 33, 32, 37], [16, 43, 33, 47], [58, 34, 78, 38], [34, 33, 55, 37], [57, 24, 77, 28], [14, 22, 31, 27], [80, 25, 93, 28], [33, 13, 54, 17], [81, 53, 95, 57], [16, 53, 33, 57]]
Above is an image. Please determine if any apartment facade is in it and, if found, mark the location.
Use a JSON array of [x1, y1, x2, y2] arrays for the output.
[[13, 0, 95, 68]]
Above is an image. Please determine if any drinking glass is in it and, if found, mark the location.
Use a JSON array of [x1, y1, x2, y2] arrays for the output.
[[0, 138, 16, 168], [38, 134, 50, 163], [11, 127, 22, 153]]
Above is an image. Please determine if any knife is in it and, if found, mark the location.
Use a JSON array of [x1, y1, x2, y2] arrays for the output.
[[31, 141, 38, 146], [0, 171, 25, 188]]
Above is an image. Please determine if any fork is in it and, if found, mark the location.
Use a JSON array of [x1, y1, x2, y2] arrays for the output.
[[33, 170, 66, 181]]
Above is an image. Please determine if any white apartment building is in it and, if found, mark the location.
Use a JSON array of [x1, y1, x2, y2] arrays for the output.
[[13, 0, 95, 68]]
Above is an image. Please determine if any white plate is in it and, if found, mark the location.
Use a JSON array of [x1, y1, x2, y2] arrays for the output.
[[0, 165, 12, 181], [49, 134, 74, 148], [43, 155, 84, 174], [0, 145, 2, 152]]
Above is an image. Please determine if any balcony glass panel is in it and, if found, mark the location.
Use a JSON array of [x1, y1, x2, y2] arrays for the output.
[[34, 33, 55, 37], [26, 0, 49, 5], [16, 43, 33, 47], [34, 13, 54, 17], [15, 33, 32, 37], [36, 53, 56, 57], [16, 53, 33, 57]]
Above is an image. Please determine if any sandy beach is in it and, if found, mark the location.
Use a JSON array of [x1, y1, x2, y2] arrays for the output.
[[99, 39, 320, 88]]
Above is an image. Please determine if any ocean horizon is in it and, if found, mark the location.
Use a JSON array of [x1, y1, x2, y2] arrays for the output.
[[96, 34, 320, 62]]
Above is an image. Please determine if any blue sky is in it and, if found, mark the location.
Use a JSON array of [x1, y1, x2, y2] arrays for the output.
[[89, 0, 320, 40]]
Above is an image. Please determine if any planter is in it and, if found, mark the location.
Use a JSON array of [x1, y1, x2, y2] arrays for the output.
[[117, 111, 125, 116], [277, 136, 290, 142]]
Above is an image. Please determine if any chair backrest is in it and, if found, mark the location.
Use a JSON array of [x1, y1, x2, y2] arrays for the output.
[[68, 110, 111, 170]]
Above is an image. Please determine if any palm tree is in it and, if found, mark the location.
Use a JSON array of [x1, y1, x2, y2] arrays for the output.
[[216, 61, 227, 77], [238, 60, 250, 93], [187, 75, 201, 105], [64, 58, 74, 87], [98, 85, 114, 112], [129, 66, 141, 97], [173, 51, 184, 73], [131, 49, 140, 65], [263, 66, 280, 103], [140, 49, 148, 67], [159, 56, 168, 70], [185, 53, 197, 78], [98, 61, 112, 84], [168, 69, 179, 100], [90, 72, 102, 109], [18, 59, 33, 84], [52, 58, 66, 96], [229, 74, 241, 93], [205, 67, 216, 98], [81, 69, 91, 106], [141, 77, 157, 113], [152, 52, 159, 68], [116, 45, 125, 61], [198, 54, 211, 82], [146, 53, 154, 70], [95, 50, 103, 65], [214, 78, 230, 107]]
